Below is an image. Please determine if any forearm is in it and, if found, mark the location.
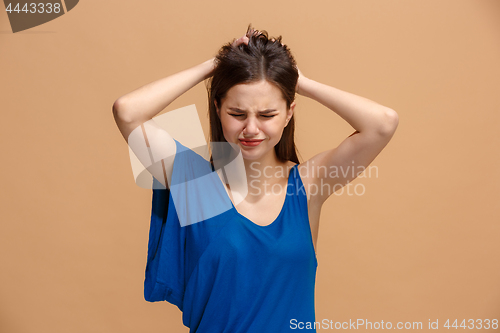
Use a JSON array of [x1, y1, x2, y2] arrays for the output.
[[299, 77, 398, 135], [113, 57, 216, 122]]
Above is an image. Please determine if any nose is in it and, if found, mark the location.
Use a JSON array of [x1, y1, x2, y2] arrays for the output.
[[243, 117, 260, 136]]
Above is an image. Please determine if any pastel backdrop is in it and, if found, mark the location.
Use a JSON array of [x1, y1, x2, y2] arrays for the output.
[[1, 0, 499, 332]]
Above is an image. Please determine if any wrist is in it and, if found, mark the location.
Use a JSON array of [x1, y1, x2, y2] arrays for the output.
[[201, 57, 216, 80], [297, 76, 312, 97]]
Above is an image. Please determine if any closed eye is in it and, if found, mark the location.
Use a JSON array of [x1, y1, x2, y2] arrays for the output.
[[229, 114, 276, 118]]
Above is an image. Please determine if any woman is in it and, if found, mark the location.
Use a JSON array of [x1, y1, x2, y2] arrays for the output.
[[113, 25, 398, 332]]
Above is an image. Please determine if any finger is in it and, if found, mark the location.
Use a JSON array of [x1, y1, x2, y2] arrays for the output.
[[238, 36, 248, 45], [233, 35, 249, 47]]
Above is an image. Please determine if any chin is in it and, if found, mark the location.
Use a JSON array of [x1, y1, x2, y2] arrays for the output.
[[239, 148, 266, 161], [241, 154, 261, 162]]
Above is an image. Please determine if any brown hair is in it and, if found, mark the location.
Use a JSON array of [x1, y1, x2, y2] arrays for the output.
[[206, 24, 301, 166]]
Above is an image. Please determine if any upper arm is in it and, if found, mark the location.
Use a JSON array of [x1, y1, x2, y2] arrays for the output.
[[113, 100, 176, 189], [302, 109, 399, 205]]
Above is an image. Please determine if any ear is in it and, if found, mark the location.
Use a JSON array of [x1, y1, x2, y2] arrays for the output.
[[285, 101, 296, 127], [215, 100, 220, 118]]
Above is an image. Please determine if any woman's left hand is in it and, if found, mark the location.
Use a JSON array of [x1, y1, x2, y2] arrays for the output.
[[232, 28, 259, 47], [232, 34, 249, 47]]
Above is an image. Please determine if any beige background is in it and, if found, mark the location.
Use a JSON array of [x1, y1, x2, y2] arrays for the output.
[[1, 0, 499, 332]]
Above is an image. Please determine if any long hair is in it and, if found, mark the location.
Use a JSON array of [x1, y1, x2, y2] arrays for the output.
[[206, 24, 301, 167]]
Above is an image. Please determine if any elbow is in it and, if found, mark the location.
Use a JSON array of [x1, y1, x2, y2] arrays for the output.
[[378, 108, 399, 136], [112, 98, 133, 124]]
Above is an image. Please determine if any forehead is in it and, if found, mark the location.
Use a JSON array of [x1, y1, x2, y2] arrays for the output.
[[222, 80, 286, 109]]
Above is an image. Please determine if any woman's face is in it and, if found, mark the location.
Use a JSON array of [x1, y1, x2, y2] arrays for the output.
[[215, 80, 295, 162]]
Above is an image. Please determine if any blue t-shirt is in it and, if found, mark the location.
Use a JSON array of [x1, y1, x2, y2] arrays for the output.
[[144, 139, 318, 332]]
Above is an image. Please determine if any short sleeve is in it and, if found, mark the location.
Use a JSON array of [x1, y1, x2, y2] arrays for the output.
[[144, 140, 232, 311], [144, 170, 186, 310], [143, 139, 233, 311], [143, 139, 188, 310]]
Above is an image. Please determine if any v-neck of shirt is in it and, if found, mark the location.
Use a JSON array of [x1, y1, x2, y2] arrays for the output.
[[222, 164, 297, 228]]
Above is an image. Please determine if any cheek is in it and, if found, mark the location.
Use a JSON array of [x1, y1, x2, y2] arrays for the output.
[[269, 120, 287, 140], [221, 117, 240, 136], [268, 120, 285, 134]]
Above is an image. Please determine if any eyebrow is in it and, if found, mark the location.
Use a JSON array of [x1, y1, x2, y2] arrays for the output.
[[228, 107, 278, 114]]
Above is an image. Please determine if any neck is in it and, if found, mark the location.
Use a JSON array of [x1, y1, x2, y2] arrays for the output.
[[242, 150, 289, 184]]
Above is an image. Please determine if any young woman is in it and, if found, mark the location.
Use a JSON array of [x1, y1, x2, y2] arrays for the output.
[[113, 25, 398, 332]]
